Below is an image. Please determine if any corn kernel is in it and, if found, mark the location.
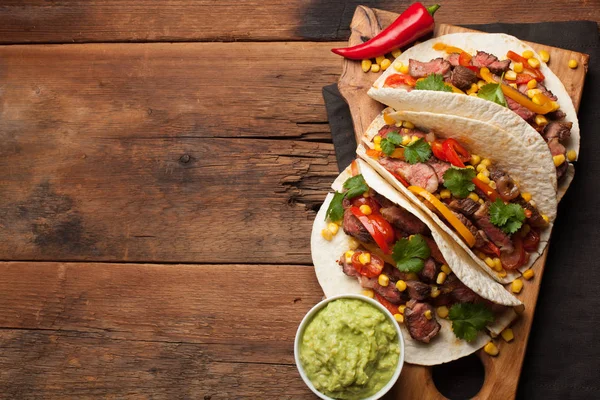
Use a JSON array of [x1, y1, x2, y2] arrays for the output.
[[532, 93, 544, 105], [424, 310, 432, 320], [393, 62, 404, 72], [527, 88, 542, 99], [529, 199, 536, 207], [403, 121, 415, 129], [517, 193, 532, 204], [466, 165, 475, 169], [484, 341, 499, 356], [535, 115, 548, 127], [327, 222, 339, 235], [567, 150, 577, 161], [436, 272, 447, 285], [478, 199, 485, 204], [344, 250, 355, 263], [430, 286, 440, 298], [433, 43, 446, 50], [513, 62, 524, 73], [370, 64, 380, 73], [553, 154, 566, 167], [522, 269, 535, 280], [401, 136, 411, 146], [493, 258, 502, 272], [398, 305, 406, 314], [400, 64, 409, 74], [395, 280, 407, 292], [470, 154, 481, 165], [477, 80, 487, 88], [394, 313, 404, 323], [482, 169, 490, 178], [476, 163, 487, 173], [410, 135, 420, 144], [476, 251, 487, 260], [539, 50, 550, 63], [509, 83, 518, 89], [359, 204, 372, 215], [489, 181, 497, 189], [440, 189, 451, 199], [375, 55, 386, 65], [568, 59, 578, 69], [466, 83, 479, 94], [321, 228, 333, 241], [391, 49, 402, 58], [383, 112, 396, 125], [501, 328, 515, 342], [373, 144, 382, 151], [373, 136, 382, 145], [441, 264, 452, 275], [527, 57, 540, 69], [358, 252, 371, 265], [511, 279, 524, 294], [505, 70, 517, 80], [551, 101, 560, 111], [362, 289, 374, 298], [496, 269, 507, 278], [526, 79, 538, 89], [468, 192, 480, 202], [348, 238, 359, 250], [484, 257, 495, 269], [542, 214, 549, 223], [522, 50, 534, 59], [380, 58, 392, 71], [477, 172, 490, 184], [361, 59, 372, 73], [406, 272, 419, 281], [437, 306, 449, 319], [480, 158, 491, 167], [378, 274, 390, 287]]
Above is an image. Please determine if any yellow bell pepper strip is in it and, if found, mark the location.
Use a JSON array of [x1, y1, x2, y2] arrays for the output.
[[408, 186, 477, 247], [445, 46, 465, 54], [479, 67, 555, 114], [447, 83, 465, 94]]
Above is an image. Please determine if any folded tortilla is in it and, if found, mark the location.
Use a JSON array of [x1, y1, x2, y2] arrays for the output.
[[311, 159, 520, 365]]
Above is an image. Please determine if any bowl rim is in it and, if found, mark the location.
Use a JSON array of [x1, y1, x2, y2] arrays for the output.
[[294, 294, 405, 400]]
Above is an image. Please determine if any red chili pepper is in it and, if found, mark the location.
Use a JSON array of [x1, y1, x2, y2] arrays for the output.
[[350, 207, 395, 254], [384, 73, 417, 88], [391, 171, 410, 187], [472, 177, 500, 202], [375, 293, 401, 316], [506, 51, 545, 82], [442, 138, 470, 167], [430, 139, 448, 161], [331, 3, 441, 60]]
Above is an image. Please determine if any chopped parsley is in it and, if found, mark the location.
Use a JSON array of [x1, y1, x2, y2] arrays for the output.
[[477, 82, 508, 107], [448, 303, 495, 342], [443, 167, 476, 198], [324, 174, 369, 222], [415, 73, 453, 92], [391, 234, 431, 273], [380, 131, 403, 156], [343, 174, 369, 199], [325, 191, 345, 222], [489, 198, 526, 234], [404, 138, 432, 164]]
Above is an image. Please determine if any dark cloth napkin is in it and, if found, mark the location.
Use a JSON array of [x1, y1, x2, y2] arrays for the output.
[[323, 21, 600, 400]]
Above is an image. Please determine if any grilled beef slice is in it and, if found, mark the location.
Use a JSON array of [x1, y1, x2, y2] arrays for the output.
[[473, 203, 514, 252], [418, 258, 439, 283], [406, 280, 430, 301], [506, 97, 536, 121], [453, 211, 489, 248], [408, 58, 451, 78], [380, 205, 429, 235], [342, 208, 373, 243], [543, 121, 572, 142], [450, 65, 478, 90], [427, 159, 452, 184], [405, 302, 441, 343], [423, 236, 446, 265], [471, 51, 511, 74], [449, 198, 480, 217], [378, 158, 439, 193]]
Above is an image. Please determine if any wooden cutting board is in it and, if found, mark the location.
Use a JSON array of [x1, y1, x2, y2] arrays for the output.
[[337, 6, 589, 400]]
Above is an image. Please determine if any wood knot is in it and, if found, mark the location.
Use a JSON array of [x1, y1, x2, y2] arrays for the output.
[[179, 154, 191, 164]]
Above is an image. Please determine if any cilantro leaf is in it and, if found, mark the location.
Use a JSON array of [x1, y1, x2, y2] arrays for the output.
[[386, 131, 403, 145], [343, 174, 368, 199], [443, 167, 476, 198], [380, 139, 396, 156], [403, 138, 432, 164], [415, 74, 453, 92], [392, 234, 431, 273], [489, 199, 526, 234], [477, 83, 508, 107], [325, 191, 345, 222], [448, 303, 495, 342]]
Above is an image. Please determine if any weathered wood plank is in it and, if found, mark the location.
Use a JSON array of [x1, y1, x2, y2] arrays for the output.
[[0, 0, 597, 44], [0, 42, 342, 263], [0, 261, 323, 398]]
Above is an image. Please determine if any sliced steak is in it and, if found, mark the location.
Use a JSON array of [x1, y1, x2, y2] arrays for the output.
[[506, 97, 536, 121], [471, 51, 511, 74], [473, 203, 514, 252], [359, 275, 404, 304], [342, 208, 373, 243], [427, 159, 452, 184], [372, 192, 394, 209], [453, 211, 488, 248], [450, 65, 478, 90], [447, 52, 460, 67], [380, 205, 429, 235], [423, 236, 446, 264], [514, 198, 548, 228], [547, 110, 567, 121], [378, 124, 400, 138], [543, 121, 572, 142], [339, 257, 360, 278], [443, 274, 481, 303], [383, 263, 411, 283], [449, 198, 480, 217], [408, 58, 451, 78], [548, 137, 566, 156], [406, 280, 430, 301], [418, 257, 439, 282], [379, 158, 439, 193], [556, 160, 569, 180], [538, 83, 558, 101], [405, 302, 440, 343]]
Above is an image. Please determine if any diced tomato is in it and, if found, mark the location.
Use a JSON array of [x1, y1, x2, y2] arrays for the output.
[[500, 234, 525, 270], [368, 214, 396, 244], [522, 228, 540, 252], [351, 251, 385, 278], [516, 73, 537, 85], [350, 207, 395, 254], [351, 196, 381, 215], [375, 293, 402, 316], [459, 51, 472, 66], [350, 160, 359, 176], [442, 138, 470, 167], [472, 177, 500, 202], [506, 51, 545, 82], [384, 73, 417, 88], [430, 139, 448, 161], [366, 148, 383, 158]]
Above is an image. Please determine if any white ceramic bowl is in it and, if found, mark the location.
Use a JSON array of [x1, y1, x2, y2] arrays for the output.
[[294, 294, 405, 400]]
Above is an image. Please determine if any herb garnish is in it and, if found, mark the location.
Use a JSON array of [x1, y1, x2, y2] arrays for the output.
[[448, 303, 495, 342], [391, 234, 431, 273], [489, 198, 526, 234], [324, 174, 369, 222], [443, 167, 476, 198], [415, 73, 453, 92]]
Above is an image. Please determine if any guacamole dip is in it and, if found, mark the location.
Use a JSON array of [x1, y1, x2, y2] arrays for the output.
[[299, 298, 400, 399]]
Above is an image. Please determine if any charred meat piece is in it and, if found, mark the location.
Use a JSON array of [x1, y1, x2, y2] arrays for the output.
[[450, 65, 479, 90], [514, 198, 548, 228], [473, 203, 514, 252], [378, 124, 400, 138], [409, 58, 451, 78], [382, 263, 411, 283], [372, 191, 394, 209], [359, 275, 404, 304], [556, 160, 569, 180], [517, 82, 558, 101], [506, 97, 536, 121], [489, 167, 520, 201], [423, 236, 446, 265], [543, 121, 572, 142], [447, 53, 460, 67], [379, 158, 439, 193], [443, 274, 482, 304], [380, 205, 429, 235], [449, 198, 480, 217], [418, 258, 439, 283], [405, 302, 441, 343], [453, 212, 489, 248], [339, 257, 360, 278], [406, 280, 430, 301], [471, 51, 511, 74], [427, 159, 452, 184], [547, 110, 567, 121], [342, 208, 373, 243], [547, 138, 566, 156]]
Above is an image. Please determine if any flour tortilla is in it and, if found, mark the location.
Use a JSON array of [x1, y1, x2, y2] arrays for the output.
[[311, 159, 519, 365], [368, 32, 578, 194], [358, 110, 557, 284]]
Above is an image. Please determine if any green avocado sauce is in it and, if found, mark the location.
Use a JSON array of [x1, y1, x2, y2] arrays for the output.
[[299, 298, 400, 399]]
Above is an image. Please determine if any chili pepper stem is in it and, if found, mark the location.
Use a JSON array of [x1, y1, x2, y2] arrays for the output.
[[427, 4, 441, 15]]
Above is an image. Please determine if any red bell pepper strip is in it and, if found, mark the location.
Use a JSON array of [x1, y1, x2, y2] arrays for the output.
[[350, 207, 394, 254], [430, 139, 447, 161], [391, 171, 410, 187], [506, 51, 545, 82], [515, 73, 537, 85], [350, 160, 359, 176], [458, 52, 479, 73], [442, 138, 470, 167], [331, 3, 441, 60], [472, 177, 500, 202], [384, 73, 417, 88], [375, 293, 401, 316]]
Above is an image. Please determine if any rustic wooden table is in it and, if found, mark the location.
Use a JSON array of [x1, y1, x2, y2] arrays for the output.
[[0, 1, 598, 399]]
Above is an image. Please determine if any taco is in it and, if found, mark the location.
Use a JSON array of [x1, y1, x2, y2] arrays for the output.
[[311, 159, 520, 365], [357, 109, 557, 284], [368, 33, 578, 193]]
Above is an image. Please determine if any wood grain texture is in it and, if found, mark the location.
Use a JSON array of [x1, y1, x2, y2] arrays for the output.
[[0, 42, 343, 264], [0, 261, 323, 399], [0, 0, 597, 44], [338, 7, 587, 399]]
